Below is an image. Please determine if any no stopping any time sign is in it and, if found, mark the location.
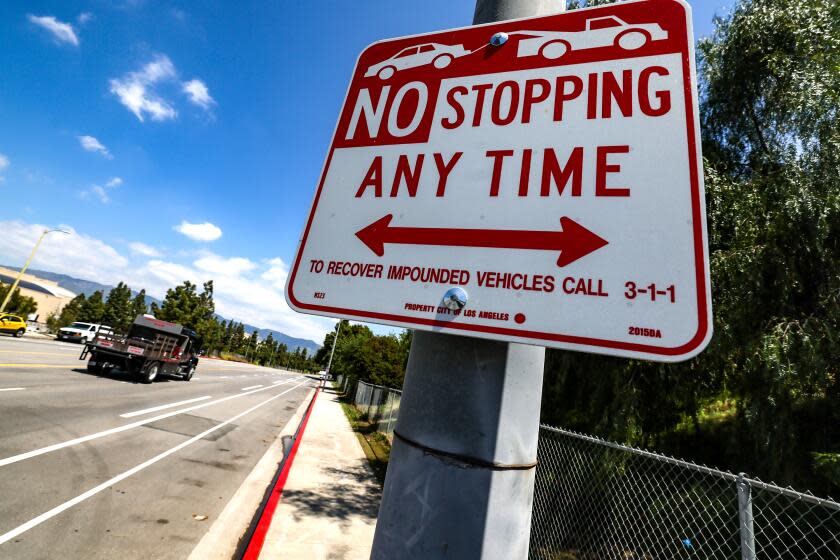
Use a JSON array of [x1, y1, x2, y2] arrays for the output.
[[286, 0, 712, 362]]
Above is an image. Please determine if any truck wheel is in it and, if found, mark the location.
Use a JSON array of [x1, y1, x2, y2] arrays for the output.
[[183, 367, 194, 381], [141, 361, 160, 384], [15, 329, 25, 338], [87, 355, 102, 374]]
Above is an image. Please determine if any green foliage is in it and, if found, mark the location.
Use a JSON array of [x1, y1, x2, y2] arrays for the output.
[[102, 282, 134, 331], [813, 453, 840, 488], [156, 280, 216, 331], [131, 290, 148, 318], [77, 291, 106, 323], [315, 321, 410, 389], [0, 282, 38, 318], [539, 0, 840, 493]]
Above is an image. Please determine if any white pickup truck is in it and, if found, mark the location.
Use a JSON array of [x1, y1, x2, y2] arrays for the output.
[[57, 322, 103, 344]]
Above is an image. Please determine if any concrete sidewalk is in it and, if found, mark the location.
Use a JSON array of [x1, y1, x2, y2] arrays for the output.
[[259, 386, 381, 560]]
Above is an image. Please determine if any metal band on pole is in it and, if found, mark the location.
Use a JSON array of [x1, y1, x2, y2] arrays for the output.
[[393, 430, 539, 470]]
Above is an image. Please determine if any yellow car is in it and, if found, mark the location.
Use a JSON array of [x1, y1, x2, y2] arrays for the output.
[[0, 314, 27, 338]]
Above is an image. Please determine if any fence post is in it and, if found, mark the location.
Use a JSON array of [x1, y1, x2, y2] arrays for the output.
[[387, 391, 395, 435], [737, 473, 756, 560]]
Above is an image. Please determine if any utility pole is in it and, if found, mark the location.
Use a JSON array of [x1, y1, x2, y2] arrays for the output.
[[370, 4, 564, 558], [322, 321, 341, 388], [325, 321, 341, 376], [0, 228, 70, 314]]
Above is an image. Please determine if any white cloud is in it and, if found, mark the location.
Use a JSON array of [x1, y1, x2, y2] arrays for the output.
[[261, 258, 289, 290], [0, 221, 128, 284], [80, 176, 122, 203], [182, 79, 215, 110], [109, 55, 178, 122], [77, 12, 93, 24], [27, 15, 79, 46], [174, 221, 222, 242], [90, 185, 109, 203], [77, 135, 111, 158], [0, 221, 334, 342], [195, 254, 255, 276], [129, 242, 161, 257]]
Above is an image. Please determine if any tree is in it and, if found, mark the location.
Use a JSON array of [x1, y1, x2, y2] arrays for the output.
[[198, 316, 224, 356], [315, 321, 409, 388], [696, 0, 840, 487], [244, 331, 259, 361], [130, 290, 148, 319], [77, 291, 106, 323], [0, 283, 38, 318], [230, 322, 247, 354], [156, 281, 214, 329], [103, 282, 133, 331], [538, 0, 840, 493], [257, 333, 277, 365], [220, 320, 232, 351]]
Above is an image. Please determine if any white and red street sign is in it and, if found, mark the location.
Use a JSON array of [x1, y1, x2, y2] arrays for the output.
[[286, 0, 712, 362]]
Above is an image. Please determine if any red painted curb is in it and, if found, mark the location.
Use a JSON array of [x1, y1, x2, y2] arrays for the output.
[[241, 387, 320, 560]]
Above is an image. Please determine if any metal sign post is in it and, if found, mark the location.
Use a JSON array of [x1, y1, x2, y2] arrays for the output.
[[368, 7, 560, 560]]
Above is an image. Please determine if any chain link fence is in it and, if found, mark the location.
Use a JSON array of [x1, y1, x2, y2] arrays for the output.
[[332, 377, 839, 558], [334, 375, 401, 440], [530, 425, 840, 560]]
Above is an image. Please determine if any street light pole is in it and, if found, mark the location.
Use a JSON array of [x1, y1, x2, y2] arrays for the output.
[[370, 2, 564, 559], [0, 228, 70, 314], [324, 321, 341, 376]]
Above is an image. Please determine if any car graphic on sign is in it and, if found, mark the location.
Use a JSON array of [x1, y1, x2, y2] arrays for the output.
[[516, 16, 668, 60], [365, 42, 470, 80]]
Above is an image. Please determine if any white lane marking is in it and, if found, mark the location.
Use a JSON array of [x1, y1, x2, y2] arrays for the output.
[[219, 376, 229, 379], [0, 380, 310, 546], [0, 377, 306, 468], [120, 396, 212, 418], [0, 388, 25, 392], [241, 385, 262, 391]]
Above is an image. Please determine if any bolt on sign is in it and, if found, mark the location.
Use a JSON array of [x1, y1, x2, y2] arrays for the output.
[[286, 0, 712, 361]]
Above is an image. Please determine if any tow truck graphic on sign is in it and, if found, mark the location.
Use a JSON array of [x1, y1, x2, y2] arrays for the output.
[[366, 15, 669, 80], [516, 16, 668, 59]]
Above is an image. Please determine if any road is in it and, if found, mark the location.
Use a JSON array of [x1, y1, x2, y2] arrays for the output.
[[0, 335, 316, 559]]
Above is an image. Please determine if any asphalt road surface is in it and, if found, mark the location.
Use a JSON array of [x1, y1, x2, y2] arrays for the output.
[[0, 335, 316, 559]]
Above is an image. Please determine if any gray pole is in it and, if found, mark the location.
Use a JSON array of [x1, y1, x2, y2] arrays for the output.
[[369, 6, 563, 559], [325, 321, 341, 375]]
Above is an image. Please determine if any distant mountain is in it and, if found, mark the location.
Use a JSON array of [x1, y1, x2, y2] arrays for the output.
[[254, 327, 321, 355], [11, 267, 321, 353], [21, 269, 115, 299]]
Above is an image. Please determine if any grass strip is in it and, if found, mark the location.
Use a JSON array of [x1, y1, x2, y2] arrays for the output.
[[334, 385, 391, 487]]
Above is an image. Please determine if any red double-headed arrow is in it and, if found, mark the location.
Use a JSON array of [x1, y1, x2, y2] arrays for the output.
[[355, 214, 608, 267]]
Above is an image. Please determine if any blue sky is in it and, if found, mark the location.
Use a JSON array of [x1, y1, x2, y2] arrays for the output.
[[0, 0, 733, 343]]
